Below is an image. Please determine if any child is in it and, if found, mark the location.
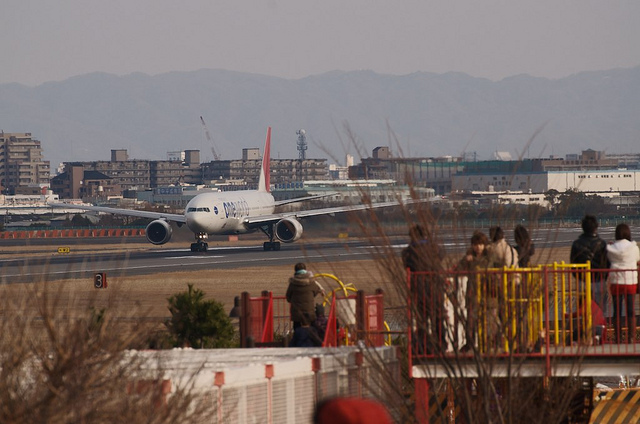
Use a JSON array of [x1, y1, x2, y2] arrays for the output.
[[289, 313, 323, 347]]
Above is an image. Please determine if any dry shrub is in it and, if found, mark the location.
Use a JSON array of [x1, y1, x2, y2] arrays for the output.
[[0, 281, 210, 424]]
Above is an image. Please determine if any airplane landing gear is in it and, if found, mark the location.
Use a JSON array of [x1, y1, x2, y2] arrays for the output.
[[263, 241, 281, 251], [191, 241, 208, 252], [191, 232, 209, 252], [260, 225, 281, 251]]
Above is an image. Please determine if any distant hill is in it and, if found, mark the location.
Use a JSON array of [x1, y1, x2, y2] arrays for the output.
[[1, 67, 639, 170]]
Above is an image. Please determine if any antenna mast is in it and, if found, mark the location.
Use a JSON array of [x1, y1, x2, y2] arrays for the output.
[[296, 129, 307, 160]]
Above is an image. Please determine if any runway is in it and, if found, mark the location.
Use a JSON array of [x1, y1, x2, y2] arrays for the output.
[[0, 224, 615, 285], [0, 239, 389, 284]]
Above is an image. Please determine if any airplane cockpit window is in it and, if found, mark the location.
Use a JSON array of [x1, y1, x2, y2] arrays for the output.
[[195, 207, 210, 212], [187, 207, 197, 212]]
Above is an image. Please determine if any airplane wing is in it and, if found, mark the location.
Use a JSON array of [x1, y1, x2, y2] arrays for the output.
[[273, 193, 337, 207], [48, 203, 186, 223], [244, 199, 417, 227]]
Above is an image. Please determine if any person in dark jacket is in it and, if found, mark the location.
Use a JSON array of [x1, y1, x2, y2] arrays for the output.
[[402, 224, 447, 353], [286, 262, 324, 329], [313, 303, 328, 341], [570, 215, 610, 318], [514, 224, 535, 267], [289, 313, 323, 347]]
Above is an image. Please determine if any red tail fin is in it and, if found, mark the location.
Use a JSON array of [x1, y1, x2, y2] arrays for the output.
[[258, 127, 271, 193]]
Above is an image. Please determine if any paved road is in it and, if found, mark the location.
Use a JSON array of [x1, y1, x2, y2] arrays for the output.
[[1, 225, 630, 284]]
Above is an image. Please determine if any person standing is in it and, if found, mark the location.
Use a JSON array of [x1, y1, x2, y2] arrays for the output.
[[514, 224, 535, 267], [488, 226, 518, 268], [570, 215, 609, 318], [286, 263, 324, 329], [402, 224, 447, 353], [487, 226, 518, 351], [513, 224, 536, 349], [606, 223, 640, 344], [456, 230, 491, 352]]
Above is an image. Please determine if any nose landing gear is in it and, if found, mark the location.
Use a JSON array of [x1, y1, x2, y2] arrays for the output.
[[191, 233, 209, 252]]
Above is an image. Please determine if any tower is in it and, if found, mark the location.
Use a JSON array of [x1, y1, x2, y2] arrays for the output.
[[296, 129, 307, 160]]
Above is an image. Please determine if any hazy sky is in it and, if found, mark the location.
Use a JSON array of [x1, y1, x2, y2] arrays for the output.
[[2, 0, 639, 86]]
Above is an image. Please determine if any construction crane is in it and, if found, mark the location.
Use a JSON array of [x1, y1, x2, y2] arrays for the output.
[[200, 116, 221, 161]]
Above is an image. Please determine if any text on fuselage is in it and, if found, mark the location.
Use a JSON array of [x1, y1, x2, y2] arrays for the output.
[[223, 200, 249, 218]]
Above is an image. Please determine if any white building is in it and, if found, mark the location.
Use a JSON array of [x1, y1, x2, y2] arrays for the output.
[[452, 169, 640, 194]]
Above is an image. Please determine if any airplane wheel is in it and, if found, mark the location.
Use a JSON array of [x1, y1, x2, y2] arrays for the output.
[[263, 242, 271, 251], [273, 242, 281, 251], [190, 243, 197, 252]]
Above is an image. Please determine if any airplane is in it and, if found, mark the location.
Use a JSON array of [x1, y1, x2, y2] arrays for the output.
[[50, 127, 416, 252]]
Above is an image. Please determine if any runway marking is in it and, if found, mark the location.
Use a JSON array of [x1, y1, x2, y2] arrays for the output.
[[167, 255, 224, 259]]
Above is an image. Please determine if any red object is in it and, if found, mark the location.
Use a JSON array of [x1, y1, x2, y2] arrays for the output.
[[260, 292, 274, 343], [609, 283, 637, 295], [591, 301, 606, 327], [315, 397, 392, 424], [323, 300, 338, 347]]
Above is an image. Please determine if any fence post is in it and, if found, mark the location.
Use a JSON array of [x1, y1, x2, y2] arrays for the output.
[[312, 357, 321, 404], [407, 269, 414, 377], [265, 364, 274, 424], [240, 292, 251, 348], [356, 290, 366, 345], [415, 378, 429, 424], [544, 267, 551, 377], [355, 351, 364, 398], [214, 371, 225, 423], [376, 288, 385, 346]]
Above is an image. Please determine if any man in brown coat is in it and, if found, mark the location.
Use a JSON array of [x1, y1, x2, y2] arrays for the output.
[[286, 263, 324, 329]]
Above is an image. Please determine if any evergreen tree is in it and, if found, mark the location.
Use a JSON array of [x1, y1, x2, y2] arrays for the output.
[[166, 284, 235, 348]]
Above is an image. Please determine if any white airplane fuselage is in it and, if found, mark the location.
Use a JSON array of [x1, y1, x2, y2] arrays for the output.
[[184, 191, 275, 235]]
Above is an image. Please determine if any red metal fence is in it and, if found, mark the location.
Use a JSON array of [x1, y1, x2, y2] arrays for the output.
[[0, 228, 145, 238], [239, 289, 390, 348]]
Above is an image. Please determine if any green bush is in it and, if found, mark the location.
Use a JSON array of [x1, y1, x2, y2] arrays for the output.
[[165, 284, 235, 348]]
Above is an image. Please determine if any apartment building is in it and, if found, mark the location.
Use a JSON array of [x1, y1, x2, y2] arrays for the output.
[[201, 158, 329, 188], [63, 149, 201, 193], [0, 132, 50, 194], [50, 164, 121, 200]]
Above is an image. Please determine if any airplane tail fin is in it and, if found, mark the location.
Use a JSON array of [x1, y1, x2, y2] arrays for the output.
[[258, 127, 271, 193]]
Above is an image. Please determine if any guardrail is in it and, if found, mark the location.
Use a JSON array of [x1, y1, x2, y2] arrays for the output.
[[408, 262, 640, 362]]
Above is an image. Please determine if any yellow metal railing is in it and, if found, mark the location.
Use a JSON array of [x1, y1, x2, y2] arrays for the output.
[[471, 263, 593, 353]]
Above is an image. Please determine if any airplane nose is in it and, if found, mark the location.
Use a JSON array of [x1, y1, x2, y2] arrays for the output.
[[186, 212, 208, 233]]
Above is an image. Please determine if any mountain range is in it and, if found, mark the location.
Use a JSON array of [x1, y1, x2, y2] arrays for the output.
[[1, 66, 639, 170]]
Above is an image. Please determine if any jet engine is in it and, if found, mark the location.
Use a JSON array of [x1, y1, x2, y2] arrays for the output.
[[274, 217, 303, 243], [145, 219, 172, 245]]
